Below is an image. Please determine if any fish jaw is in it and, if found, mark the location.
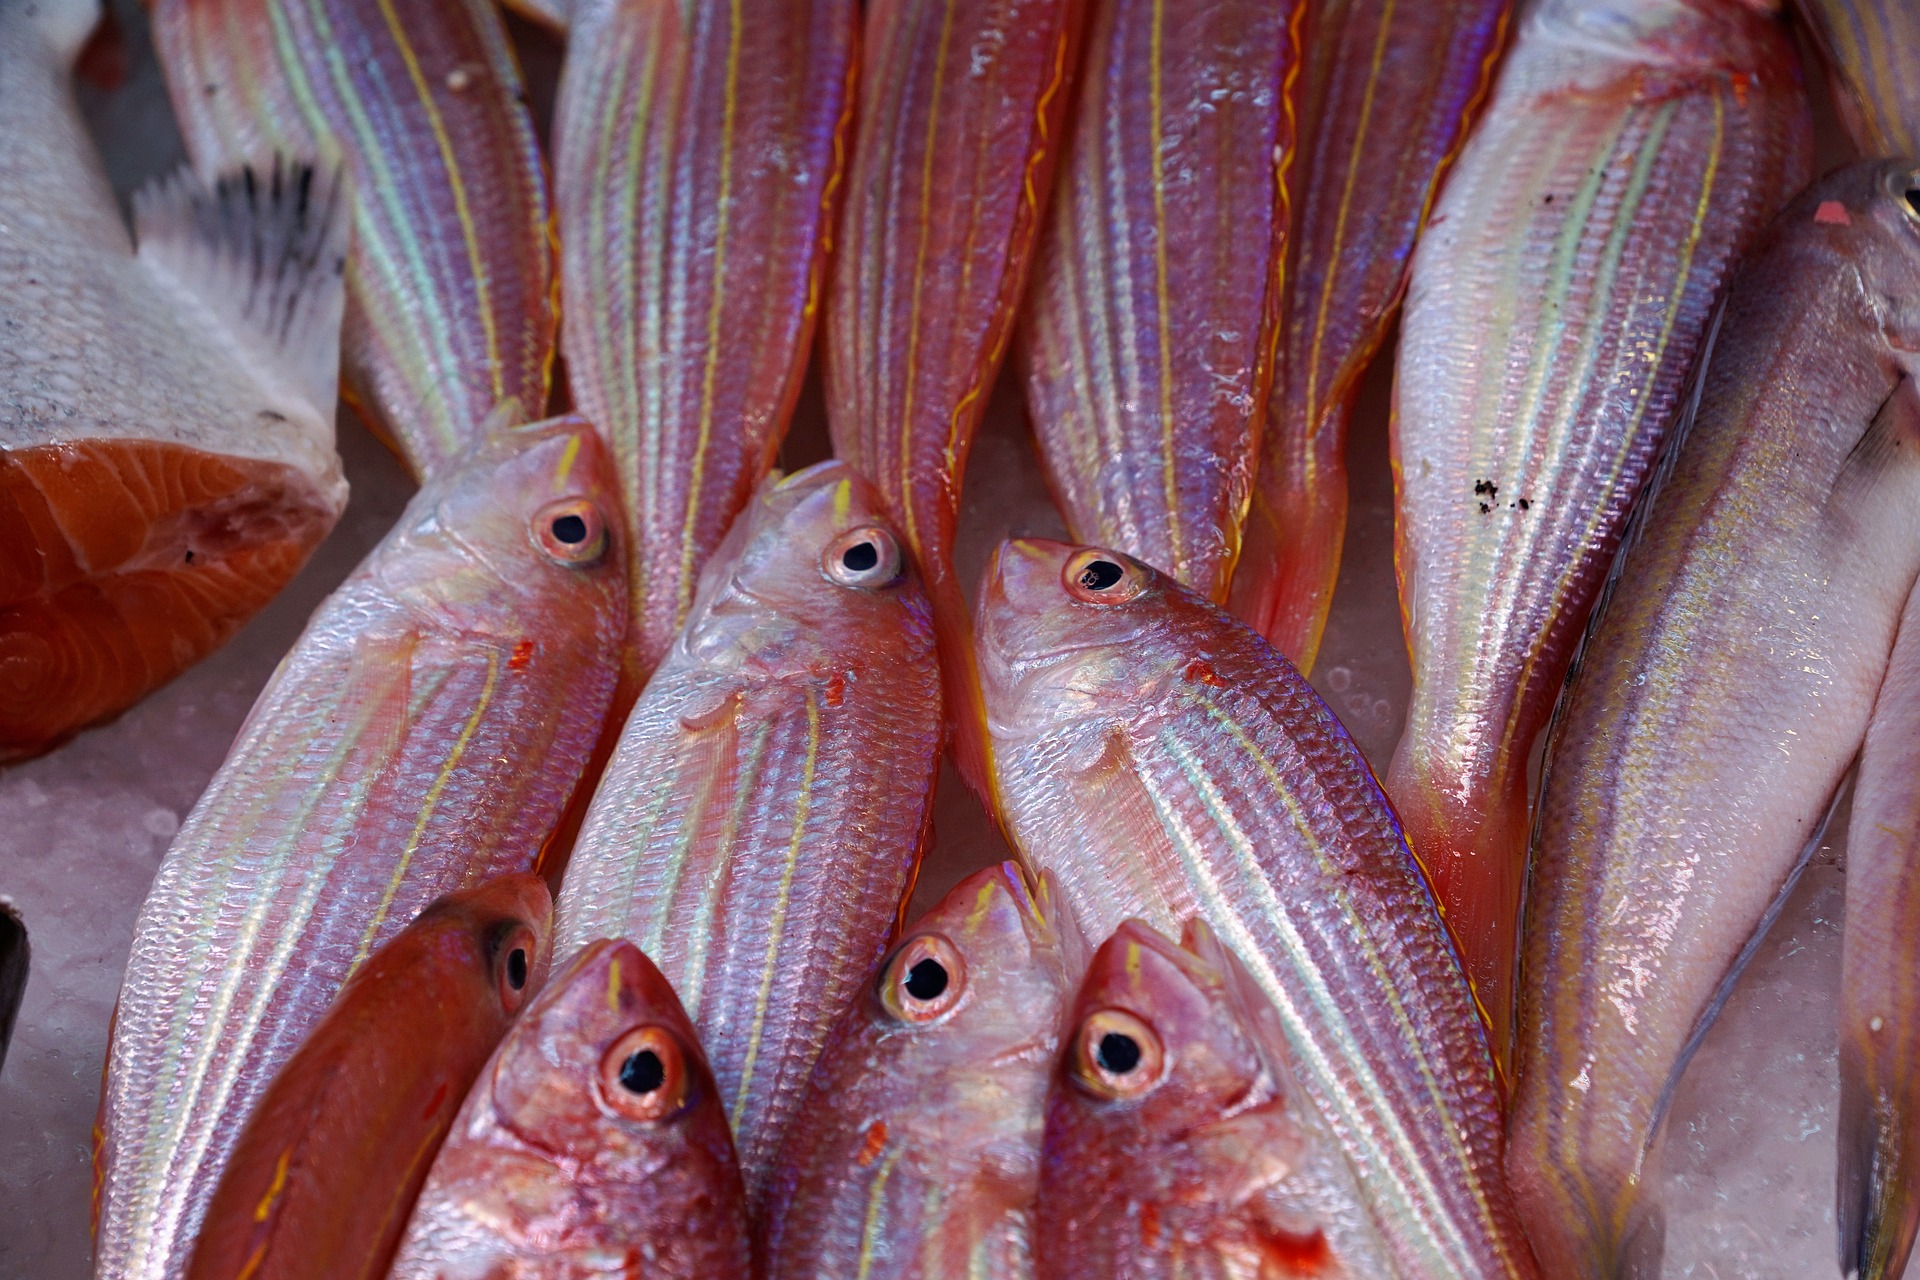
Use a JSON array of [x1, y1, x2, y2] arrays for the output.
[[1230, 0, 1513, 672], [825, 0, 1088, 795], [760, 861, 1080, 1278], [1386, 0, 1811, 1054], [391, 939, 751, 1278], [554, 0, 855, 705], [151, 0, 557, 477], [1508, 161, 1920, 1278], [1020, 0, 1299, 605]]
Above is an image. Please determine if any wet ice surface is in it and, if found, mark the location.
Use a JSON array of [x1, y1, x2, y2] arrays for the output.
[[0, 7, 1895, 1279]]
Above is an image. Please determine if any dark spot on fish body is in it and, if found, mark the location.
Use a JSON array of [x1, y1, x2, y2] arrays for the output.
[[183, 550, 194, 564], [1097, 1032, 1141, 1074], [619, 1050, 665, 1095], [257, 410, 288, 424], [1518, 498, 1531, 510], [1544, 193, 1554, 204], [904, 958, 949, 1001], [1479, 503, 1491, 514]]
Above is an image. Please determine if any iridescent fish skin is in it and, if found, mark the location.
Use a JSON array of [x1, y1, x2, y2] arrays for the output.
[[151, 0, 556, 476], [1509, 162, 1920, 1279], [977, 539, 1534, 1280], [186, 875, 553, 1280], [554, 461, 942, 1201], [1386, 0, 1811, 1049], [390, 939, 751, 1280], [1019, 0, 1298, 604], [762, 862, 1080, 1279], [1841, 595, 1920, 1280], [827, 0, 1086, 790], [555, 0, 854, 700], [1229, 0, 1510, 670], [1, 0, 349, 758], [98, 416, 627, 1280], [1795, 0, 1920, 155], [1034, 918, 1332, 1279]]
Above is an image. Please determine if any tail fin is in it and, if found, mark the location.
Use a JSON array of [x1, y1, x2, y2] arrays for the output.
[[1838, 1046, 1920, 1279], [133, 156, 352, 421]]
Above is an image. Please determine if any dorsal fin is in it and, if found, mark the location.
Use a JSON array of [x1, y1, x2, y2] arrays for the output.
[[132, 157, 352, 423]]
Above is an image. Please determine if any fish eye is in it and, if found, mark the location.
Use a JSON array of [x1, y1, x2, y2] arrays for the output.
[[1072, 1008, 1165, 1099], [1907, 183, 1920, 221], [532, 498, 608, 567], [822, 526, 903, 589], [878, 933, 966, 1024], [1063, 548, 1144, 604], [597, 1025, 690, 1122], [491, 923, 539, 1015]]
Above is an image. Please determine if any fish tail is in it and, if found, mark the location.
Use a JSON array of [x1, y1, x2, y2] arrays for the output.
[[1227, 427, 1348, 675], [1838, 1042, 1920, 1279], [133, 156, 353, 427]]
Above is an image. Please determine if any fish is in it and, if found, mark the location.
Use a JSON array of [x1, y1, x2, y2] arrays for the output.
[[1018, 0, 1300, 604], [150, 0, 556, 477], [96, 413, 628, 1280], [1841, 592, 1920, 1280], [388, 938, 751, 1280], [0, 0, 350, 760], [1384, 0, 1811, 1051], [1034, 917, 1334, 1279], [553, 0, 855, 702], [977, 538, 1535, 1279], [1507, 161, 1920, 1279], [0, 898, 25, 1074], [1795, 0, 1920, 155], [185, 874, 553, 1280], [826, 0, 1086, 792], [552, 460, 943, 1201], [761, 861, 1081, 1279], [1228, 0, 1511, 671]]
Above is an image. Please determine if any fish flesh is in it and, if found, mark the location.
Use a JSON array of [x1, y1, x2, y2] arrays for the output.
[[553, 461, 943, 1200], [977, 538, 1534, 1279], [186, 874, 553, 1280], [1034, 917, 1329, 1278], [1841, 587, 1920, 1280], [826, 0, 1086, 791], [1386, 0, 1810, 1049], [1230, 0, 1511, 671], [554, 0, 854, 700], [761, 862, 1080, 1279], [97, 414, 627, 1280], [151, 0, 556, 476], [1019, 0, 1299, 603], [390, 938, 751, 1279], [1, 0, 349, 759], [1508, 161, 1920, 1279], [1795, 0, 1920, 155]]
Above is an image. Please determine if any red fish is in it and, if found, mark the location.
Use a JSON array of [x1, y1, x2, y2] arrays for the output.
[[389, 939, 750, 1279], [186, 874, 553, 1280], [826, 0, 1087, 791]]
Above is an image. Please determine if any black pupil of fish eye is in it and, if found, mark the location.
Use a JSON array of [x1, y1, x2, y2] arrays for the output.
[[551, 513, 589, 545], [506, 948, 528, 990], [1097, 1031, 1141, 1075], [1078, 559, 1124, 592], [842, 540, 880, 573], [903, 957, 948, 1002], [620, 1049, 666, 1095], [1906, 186, 1920, 218]]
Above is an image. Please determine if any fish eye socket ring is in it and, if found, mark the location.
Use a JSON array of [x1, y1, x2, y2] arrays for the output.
[[1063, 548, 1144, 605], [533, 498, 609, 567], [1072, 1007, 1166, 1099], [878, 932, 967, 1024], [822, 525, 904, 589], [597, 1025, 691, 1122]]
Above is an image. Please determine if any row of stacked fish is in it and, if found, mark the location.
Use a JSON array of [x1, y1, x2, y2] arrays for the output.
[[3, 0, 1918, 1273]]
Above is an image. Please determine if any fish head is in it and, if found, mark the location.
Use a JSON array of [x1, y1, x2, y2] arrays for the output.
[[486, 939, 734, 1184], [977, 539, 1206, 748], [1052, 918, 1319, 1232], [373, 413, 626, 638], [1846, 160, 1920, 353], [676, 461, 934, 681], [412, 871, 555, 1024]]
